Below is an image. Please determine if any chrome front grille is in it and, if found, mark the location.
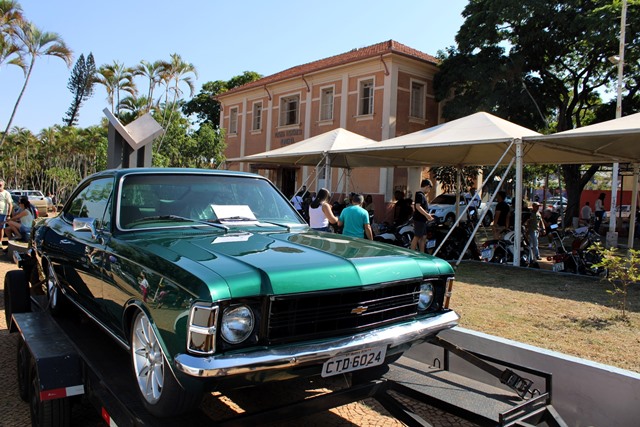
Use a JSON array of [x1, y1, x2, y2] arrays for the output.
[[266, 280, 422, 344]]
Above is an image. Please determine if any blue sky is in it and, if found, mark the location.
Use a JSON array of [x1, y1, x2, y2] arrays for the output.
[[1, 0, 467, 132]]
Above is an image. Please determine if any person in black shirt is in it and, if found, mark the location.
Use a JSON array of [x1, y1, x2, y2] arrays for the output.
[[492, 191, 510, 238], [410, 179, 434, 252]]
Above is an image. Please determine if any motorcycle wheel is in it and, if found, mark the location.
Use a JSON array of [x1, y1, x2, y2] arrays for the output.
[[400, 232, 414, 248]]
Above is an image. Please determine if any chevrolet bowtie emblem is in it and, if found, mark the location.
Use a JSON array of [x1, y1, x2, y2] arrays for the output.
[[351, 306, 368, 315]]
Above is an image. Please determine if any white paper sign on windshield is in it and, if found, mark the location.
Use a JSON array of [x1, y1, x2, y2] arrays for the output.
[[211, 205, 258, 224]]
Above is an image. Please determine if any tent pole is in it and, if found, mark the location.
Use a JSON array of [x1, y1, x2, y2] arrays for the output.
[[514, 139, 523, 267], [325, 154, 332, 191], [628, 164, 639, 249]]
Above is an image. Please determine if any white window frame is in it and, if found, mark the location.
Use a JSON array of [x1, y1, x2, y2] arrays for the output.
[[229, 107, 238, 134], [252, 101, 262, 131], [319, 86, 334, 121], [279, 94, 300, 127], [410, 80, 426, 119], [359, 78, 374, 116]]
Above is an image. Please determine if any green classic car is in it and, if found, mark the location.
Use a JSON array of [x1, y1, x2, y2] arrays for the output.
[[25, 168, 458, 417]]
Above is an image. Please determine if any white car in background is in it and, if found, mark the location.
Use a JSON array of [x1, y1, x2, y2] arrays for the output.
[[8, 189, 48, 217], [429, 194, 495, 227]]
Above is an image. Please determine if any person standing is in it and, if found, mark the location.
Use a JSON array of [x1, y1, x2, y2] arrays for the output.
[[410, 179, 434, 252], [580, 201, 592, 226], [492, 191, 510, 238], [290, 189, 305, 217], [308, 188, 338, 232], [526, 202, 546, 261], [0, 179, 12, 247], [338, 193, 373, 240], [138, 271, 149, 303], [594, 193, 606, 234]]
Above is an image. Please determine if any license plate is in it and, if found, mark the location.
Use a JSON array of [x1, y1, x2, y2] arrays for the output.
[[552, 262, 564, 272], [426, 239, 436, 249], [321, 346, 387, 377], [481, 248, 493, 260]]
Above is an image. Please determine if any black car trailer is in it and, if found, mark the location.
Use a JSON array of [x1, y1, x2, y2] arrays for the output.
[[5, 267, 568, 427]]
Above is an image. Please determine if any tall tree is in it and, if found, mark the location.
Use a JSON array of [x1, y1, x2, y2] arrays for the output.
[[434, 0, 640, 222], [132, 59, 166, 113], [158, 53, 197, 129], [0, 0, 25, 70], [95, 61, 136, 117], [182, 71, 262, 127], [63, 52, 96, 126], [0, 21, 72, 147]]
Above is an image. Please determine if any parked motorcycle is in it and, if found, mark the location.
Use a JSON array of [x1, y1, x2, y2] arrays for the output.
[[429, 221, 481, 261], [481, 227, 537, 267], [374, 220, 414, 248], [546, 224, 606, 276]]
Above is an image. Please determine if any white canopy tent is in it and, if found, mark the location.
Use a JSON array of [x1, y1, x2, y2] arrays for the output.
[[524, 112, 640, 247], [228, 112, 640, 265], [226, 128, 384, 192]]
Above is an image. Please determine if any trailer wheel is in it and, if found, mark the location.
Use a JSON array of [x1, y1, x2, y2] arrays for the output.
[[130, 310, 201, 417], [4, 270, 31, 332], [29, 359, 71, 427], [17, 337, 31, 402]]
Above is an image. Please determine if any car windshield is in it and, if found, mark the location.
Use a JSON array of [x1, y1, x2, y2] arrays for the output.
[[118, 173, 305, 230], [431, 194, 459, 205]]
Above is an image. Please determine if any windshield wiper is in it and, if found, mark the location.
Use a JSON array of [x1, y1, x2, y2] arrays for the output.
[[214, 216, 257, 222], [214, 216, 292, 231], [127, 215, 229, 231]]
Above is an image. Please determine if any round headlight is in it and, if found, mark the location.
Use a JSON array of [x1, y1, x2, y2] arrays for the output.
[[221, 305, 255, 344], [417, 283, 434, 311]]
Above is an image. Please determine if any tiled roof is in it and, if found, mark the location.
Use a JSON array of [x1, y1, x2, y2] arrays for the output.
[[219, 40, 438, 97]]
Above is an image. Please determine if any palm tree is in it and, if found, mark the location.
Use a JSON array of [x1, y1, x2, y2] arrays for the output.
[[133, 59, 166, 113], [156, 53, 197, 149], [0, 1, 25, 73], [95, 61, 136, 118], [0, 21, 72, 147]]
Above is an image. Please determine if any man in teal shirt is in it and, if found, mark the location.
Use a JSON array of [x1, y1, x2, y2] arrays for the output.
[[338, 194, 373, 240]]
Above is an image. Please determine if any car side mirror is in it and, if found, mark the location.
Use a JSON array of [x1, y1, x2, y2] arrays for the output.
[[73, 217, 97, 239]]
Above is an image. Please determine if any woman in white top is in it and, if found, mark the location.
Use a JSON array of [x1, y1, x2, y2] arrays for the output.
[[308, 188, 338, 232], [3, 196, 35, 242]]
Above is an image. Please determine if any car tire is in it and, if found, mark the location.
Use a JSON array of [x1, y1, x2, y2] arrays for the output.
[[45, 264, 69, 316], [130, 310, 202, 417], [4, 270, 31, 332]]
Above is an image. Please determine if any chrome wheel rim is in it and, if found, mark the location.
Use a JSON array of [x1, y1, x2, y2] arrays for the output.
[[46, 264, 58, 309], [131, 311, 164, 404]]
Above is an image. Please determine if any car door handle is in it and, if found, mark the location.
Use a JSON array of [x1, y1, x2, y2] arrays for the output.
[[60, 239, 75, 245]]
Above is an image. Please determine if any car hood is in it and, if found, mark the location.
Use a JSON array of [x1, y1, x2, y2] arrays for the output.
[[122, 229, 453, 300], [429, 203, 456, 211]]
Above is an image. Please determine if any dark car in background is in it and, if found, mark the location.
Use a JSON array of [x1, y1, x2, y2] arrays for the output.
[[19, 168, 458, 417]]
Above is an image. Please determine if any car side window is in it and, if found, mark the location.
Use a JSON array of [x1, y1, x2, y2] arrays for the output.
[[63, 178, 114, 229]]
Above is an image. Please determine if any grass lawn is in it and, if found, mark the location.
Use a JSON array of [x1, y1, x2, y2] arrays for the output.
[[452, 262, 640, 373]]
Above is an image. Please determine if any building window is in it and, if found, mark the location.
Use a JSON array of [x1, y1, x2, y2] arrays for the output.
[[410, 81, 425, 119], [252, 102, 262, 131], [279, 95, 299, 126], [320, 87, 334, 121], [229, 107, 238, 134], [359, 79, 374, 116]]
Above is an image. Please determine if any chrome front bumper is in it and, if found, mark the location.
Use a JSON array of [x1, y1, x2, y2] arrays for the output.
[[174, 310, 459, 378]]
